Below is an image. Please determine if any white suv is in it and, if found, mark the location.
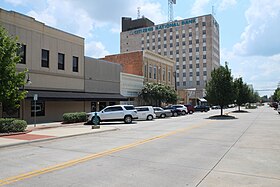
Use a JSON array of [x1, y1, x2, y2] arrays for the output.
[[171, 104, 188, 115], [135, 106, 156, 120], [87, 105, 138, 124]]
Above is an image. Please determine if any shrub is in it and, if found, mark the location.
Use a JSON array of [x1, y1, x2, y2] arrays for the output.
[[63, 112, 87, 123], [0, 118, 27, 133]]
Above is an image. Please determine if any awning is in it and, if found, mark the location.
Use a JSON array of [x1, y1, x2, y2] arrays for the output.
[[26, 90, 127, 101], [198, 98, 207, 102]]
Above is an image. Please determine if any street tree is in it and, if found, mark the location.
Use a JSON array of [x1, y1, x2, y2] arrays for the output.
[[0, 25, 27, 115], [234, 77, 250, 111], [206, 63, 235, 115], [272, 88, 280, 102], [139, 82, 177, 106]]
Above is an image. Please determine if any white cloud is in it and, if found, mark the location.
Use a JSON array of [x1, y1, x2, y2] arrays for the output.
[[85, 40, 109, 59], [218, 0, 237, 11], [234, 0, 280, 56], [191, 0, 210, 17], [4, 0, 26, 6]]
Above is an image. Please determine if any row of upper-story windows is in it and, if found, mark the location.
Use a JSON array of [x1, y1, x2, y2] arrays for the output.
[[145, 64, 172, 82], [177, 80, 207, 87], [18, 44, 79, 72]]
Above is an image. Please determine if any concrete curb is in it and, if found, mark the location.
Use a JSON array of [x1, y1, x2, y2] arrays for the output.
[[0, 127, 119, 149]]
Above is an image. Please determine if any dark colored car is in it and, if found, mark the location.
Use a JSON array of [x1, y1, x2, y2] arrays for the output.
[[163, 106, 183, 117], [184, 104, 194, 114], [194, 105, 210, 112]]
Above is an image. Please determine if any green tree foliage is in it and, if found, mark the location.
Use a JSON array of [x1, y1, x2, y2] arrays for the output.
[[234, 77, 251, 111], [139, 82, 177, 106], [248, 89, 260, 103], [0, 26, 27, 113], [206, 63, 235, 115], [272, 88, 280, 102]]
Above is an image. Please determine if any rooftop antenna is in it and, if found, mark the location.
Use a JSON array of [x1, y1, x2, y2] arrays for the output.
[[168, 0, 176, 22], [137, 7, 141, 19], [212, 5, 216, 16]]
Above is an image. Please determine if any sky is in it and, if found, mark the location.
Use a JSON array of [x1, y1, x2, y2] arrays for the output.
[[1, 0, 280, 97]]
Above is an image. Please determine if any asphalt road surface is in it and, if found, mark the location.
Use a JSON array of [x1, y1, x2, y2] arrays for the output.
[[0, 105, 279, 186]]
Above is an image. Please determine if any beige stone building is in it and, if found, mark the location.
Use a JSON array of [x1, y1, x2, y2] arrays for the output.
[[103, 50, 175, 88], [0, 9, 125, 123], [120, 14, 220, 104]]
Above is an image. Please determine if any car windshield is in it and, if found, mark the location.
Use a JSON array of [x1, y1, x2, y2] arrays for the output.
[[124, 106, 135, 110]]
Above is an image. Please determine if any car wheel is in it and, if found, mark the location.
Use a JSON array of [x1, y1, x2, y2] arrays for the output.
[[182, 111, 186, 115], [189, 110, 193, 114], [91, 116, 100, 125], [278, 112, 280, 114], [124, 116, 132, 124], [147, 115, 153, 120], [160, 113, 166, 118], [173, 112, 178, 117]]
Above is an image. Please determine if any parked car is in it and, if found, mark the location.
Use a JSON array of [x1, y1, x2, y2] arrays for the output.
[[163, 106, 183, 117], [86, 105, 138, 124], [135, 106, 156, 120], [171, 104, 188, 115], [278, 103, 280, 114], [184, 104, 194, 114], [194, 105, 210, 112], [211, 105, 221, 109], [153, 107, 173, 118]]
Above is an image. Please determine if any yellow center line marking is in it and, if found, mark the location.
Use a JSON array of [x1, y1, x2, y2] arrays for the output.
[[0, 122, 211, 186]]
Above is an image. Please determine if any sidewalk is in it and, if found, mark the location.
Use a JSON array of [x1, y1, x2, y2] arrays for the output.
[[0, 122, 118, 148]]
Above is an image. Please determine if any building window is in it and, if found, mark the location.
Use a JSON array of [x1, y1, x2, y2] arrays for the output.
[[189, 56, 193, 61], [73, 56, 79, 72], [41, 49, 49, 68], [203, 63, 207, 67], [176, 65, 179, 70], [189, 40, 192, 45], [189, 32, 192, 37], [170, 43, 173, 47], [17, 44, 26, 64], [164, 44, 167, 48], [176, 50, 179, 54], [182, 41, 186, 46], [196, 64, 200, 68], [149, 66, 152, 78], [154, 66, 157, 79], [190, 72, 193, 77], [203, 38, 206, 43], [170, 28, 173, 32], [183, 72, 186, 77], [203, 30, 206, 35], [31, 101, 45, 117], [203, 71, 207, 76], [183, 65, 186, 69], [189, 48, 192, 53], [203, 46, 206, 51], [196, 72, 200, 76], [197, 81, 200, 85], [176, 35, 179, 39], [182, 33, 186, 38], [196, 39, 199, 44], [203, 55, 206, 59], [177, 82, 180, 87], [168, 70, 171, 81], [58, 53, 65, 70], [183, 81, 186, 86], [196, 47, 199, 52], [202, 22, 206, 26], [144, 64, 147, 77], [163, 68, 166, 81], [170, 51, 173, 55], [183, 57, 186, 61], [189, 64, 193, 69]]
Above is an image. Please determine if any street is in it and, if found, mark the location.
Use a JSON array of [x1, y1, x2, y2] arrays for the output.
[[0, 105, 280, 186]]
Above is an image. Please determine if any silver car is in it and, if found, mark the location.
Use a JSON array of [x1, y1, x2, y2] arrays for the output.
[[153, 107, 172, 118]]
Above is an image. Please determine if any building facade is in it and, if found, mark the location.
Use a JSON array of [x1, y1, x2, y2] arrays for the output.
[[103, 50, 175, 88], [0, 8, 125, 123], [120, 14, 220, 101]]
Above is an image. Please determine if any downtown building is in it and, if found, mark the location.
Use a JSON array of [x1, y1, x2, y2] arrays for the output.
[[120, 15, 220, 104]]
